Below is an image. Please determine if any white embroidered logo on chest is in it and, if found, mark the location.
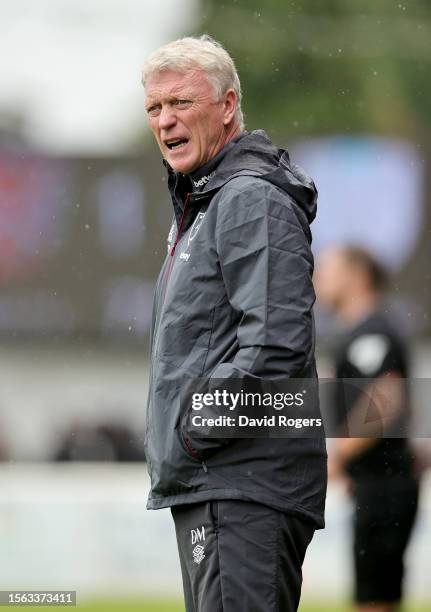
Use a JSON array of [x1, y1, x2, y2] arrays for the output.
[[188, 212, 206, 246]]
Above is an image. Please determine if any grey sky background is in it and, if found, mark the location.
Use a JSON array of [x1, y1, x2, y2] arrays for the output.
[[0, 0, 198, 154]]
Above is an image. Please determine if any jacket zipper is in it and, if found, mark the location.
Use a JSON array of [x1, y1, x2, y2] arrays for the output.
[[161, 192, 192, 304], [183, 434, 208, 473], [170, 192, 192, 256], [159, 192, 208, 476]]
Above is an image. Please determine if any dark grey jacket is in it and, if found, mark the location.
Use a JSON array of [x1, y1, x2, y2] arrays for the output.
[[145, 130, 327, 528]]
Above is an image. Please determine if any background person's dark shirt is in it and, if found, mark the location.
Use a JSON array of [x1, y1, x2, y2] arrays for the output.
[[333, 309, 415, 481]]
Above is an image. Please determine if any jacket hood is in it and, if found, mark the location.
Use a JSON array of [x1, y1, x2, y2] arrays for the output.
[[194, 129, 318, 225]]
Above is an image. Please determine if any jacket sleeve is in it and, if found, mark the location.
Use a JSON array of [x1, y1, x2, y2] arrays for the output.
[[211, 179, 316, 380]]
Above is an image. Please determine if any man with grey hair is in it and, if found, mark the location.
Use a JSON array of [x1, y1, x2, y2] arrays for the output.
[[142, 35, 326, 611]]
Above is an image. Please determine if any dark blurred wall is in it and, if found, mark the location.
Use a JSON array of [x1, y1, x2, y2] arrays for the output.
[[0, 140, 171, 344]]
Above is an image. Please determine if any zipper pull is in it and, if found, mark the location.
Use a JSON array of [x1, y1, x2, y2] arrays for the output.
[[202, 461, 208, 473]]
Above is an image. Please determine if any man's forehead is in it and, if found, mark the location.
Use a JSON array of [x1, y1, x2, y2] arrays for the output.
[[145, 68, 210, 100]]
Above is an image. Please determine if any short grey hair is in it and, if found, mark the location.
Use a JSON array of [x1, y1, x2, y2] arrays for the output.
[[141, 34, 244, 130]]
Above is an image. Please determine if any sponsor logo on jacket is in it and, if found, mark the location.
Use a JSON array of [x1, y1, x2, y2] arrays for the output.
[[192, 172, 215, 189]]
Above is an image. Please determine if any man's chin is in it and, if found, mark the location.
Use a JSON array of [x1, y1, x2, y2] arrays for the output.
[[166, 153, 198, 175]]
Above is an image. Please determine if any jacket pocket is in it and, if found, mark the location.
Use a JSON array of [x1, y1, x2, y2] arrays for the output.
[[149, 419, 204, 498]]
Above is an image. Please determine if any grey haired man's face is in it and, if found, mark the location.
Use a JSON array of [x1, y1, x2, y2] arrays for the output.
[[145, 68, 237, 174]]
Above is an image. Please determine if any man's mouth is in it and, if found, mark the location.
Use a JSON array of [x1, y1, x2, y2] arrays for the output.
[[165, 138, 189, 150]]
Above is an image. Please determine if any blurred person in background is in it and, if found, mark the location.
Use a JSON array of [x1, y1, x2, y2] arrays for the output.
[[314, 246, 420, 612], [141, 35, 327, 612]]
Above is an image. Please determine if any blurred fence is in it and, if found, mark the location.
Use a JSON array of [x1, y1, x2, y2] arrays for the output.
[[0, 344, 148, 461], [1, 342, 431, 461]]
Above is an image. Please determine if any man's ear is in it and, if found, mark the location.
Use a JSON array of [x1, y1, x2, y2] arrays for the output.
[[222, 88, 238, 125]]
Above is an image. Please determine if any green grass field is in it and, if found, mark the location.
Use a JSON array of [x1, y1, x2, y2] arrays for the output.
[[76, 602, 429, 612], [77, 602, 428, 612], [1, 600, 430, 612]]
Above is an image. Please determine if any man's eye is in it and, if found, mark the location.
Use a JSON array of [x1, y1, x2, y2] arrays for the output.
[[147, 105, 161, 116], [175, 99, 192, 108]]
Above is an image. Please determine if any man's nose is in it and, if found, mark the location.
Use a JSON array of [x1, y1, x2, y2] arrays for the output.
[[158, 104, 177, 130]]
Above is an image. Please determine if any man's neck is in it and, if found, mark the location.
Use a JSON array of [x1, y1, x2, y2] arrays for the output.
[[197, 122, 241, 173], [188, 127, 245, 189], [224, 123, 242, 146]]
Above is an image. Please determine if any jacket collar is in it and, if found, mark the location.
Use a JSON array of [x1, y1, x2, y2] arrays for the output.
[[188, 132, 248, 192], [163, 131, 251, 207]]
